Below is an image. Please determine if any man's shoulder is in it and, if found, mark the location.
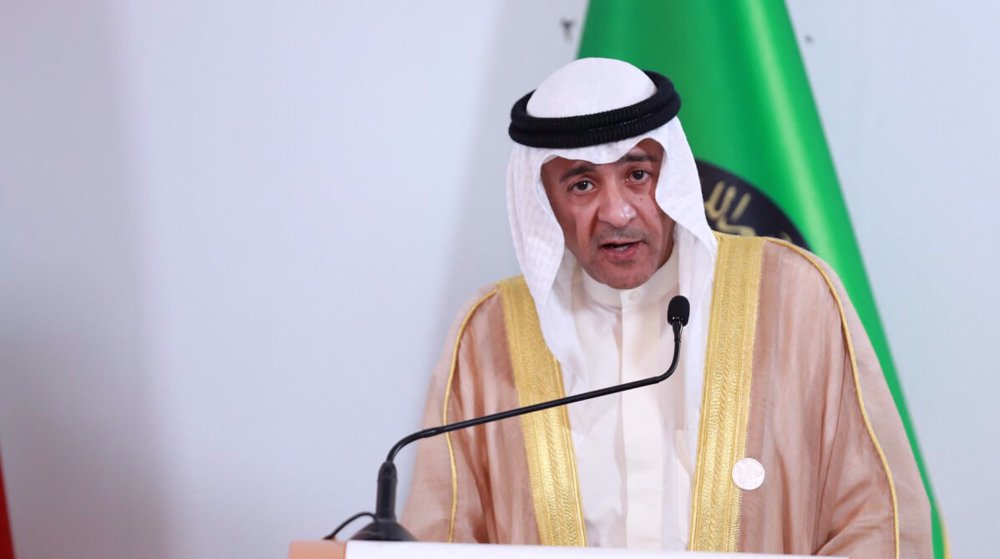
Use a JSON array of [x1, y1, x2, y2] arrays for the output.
[[726, 234, 843, 290], [765, 237, 845, 289], [715, 232, 828, 273], [455, 280, 507, 318], [715, 233, 849, 307], [447, 275, 526, 334], [742, 235, 856, 325], [464, 275, 527, 305]]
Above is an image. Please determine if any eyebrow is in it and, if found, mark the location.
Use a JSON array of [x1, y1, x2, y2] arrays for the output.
[[557, 151, 660, 182], [559, 163, 596, 183], [620, 152, 661, 164]]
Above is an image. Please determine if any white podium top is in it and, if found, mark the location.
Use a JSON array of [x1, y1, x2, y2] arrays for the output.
[[345, 541, 837, 559]]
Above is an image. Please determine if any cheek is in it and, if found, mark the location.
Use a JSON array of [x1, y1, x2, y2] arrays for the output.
[[635, 195, 663, 227], [555, 206, 597, 254], [572, 205, 601, 246], [551, 204, 582, 249]]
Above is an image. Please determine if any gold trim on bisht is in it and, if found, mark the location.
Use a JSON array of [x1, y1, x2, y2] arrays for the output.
[[498, 276, 587, 547], [689, 233, 765, 552]]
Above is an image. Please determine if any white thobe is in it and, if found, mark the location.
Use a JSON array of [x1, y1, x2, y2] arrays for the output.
[[567, 251, 693, 550]]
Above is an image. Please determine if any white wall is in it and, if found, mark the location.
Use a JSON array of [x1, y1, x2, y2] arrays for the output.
[[0, 1, 994, 558], [0, 1, 585, 558]]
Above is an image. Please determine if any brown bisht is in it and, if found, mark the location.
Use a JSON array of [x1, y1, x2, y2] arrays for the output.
[[403, 234, 931, 558]]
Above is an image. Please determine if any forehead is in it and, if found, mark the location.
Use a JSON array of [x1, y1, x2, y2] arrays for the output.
[[541, 138, 664, 174]]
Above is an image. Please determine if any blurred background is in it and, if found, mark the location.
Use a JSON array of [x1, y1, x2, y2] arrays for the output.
[[1, 1, 997, 558]]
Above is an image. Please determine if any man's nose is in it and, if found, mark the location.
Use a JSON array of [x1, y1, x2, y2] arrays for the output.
[[597, 183, 636, 228]]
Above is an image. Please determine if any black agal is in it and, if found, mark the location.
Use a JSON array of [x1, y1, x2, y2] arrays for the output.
[[508, 71, 681, 149]]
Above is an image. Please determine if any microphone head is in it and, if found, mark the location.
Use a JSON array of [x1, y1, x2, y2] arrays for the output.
[[667, 295, 690, 327]]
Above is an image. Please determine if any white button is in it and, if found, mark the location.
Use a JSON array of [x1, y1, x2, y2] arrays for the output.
[[732, 457, 765, 490], [628, 292, 639, 302]]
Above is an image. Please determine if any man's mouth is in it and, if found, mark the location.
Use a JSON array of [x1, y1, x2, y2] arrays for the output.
[[599, 240, 643, 260], [602, 241, 639, 252], [595, 228, 646, 260]]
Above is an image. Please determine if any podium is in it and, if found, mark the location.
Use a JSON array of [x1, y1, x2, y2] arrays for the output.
[[288, 540, 835, 558]]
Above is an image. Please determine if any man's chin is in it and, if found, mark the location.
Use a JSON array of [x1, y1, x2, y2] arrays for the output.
[[587, 267, 655, 290]]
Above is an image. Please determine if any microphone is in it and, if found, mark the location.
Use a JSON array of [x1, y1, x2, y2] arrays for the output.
[[667, 295, 689, 341], [328, 295, 691, 541]]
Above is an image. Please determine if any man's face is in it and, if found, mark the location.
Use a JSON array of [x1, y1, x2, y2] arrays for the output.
[[541, 139, 675, 290]]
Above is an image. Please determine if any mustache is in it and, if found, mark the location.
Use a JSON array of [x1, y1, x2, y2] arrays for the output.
[[594, 227, 647, 245]]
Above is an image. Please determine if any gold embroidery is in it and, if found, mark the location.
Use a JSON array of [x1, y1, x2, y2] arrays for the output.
[[690, 233, 764, 552], [498, 276, 586, 547], [767, 238, 901, 559], [443, 287, 498, 543]]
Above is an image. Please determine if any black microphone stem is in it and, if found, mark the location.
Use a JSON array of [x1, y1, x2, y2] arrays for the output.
[[386, 322, 683, 464], [343, 296, 689, 541]]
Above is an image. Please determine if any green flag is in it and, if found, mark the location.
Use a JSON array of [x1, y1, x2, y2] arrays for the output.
[[579, 1, 945, 556]]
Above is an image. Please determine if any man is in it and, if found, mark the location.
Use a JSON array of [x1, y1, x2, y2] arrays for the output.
[[402, 58, 931, 558]]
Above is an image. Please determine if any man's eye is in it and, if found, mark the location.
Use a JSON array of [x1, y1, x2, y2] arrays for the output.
[[570, 180, 594, 193], [630, 170, 650, 181]]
